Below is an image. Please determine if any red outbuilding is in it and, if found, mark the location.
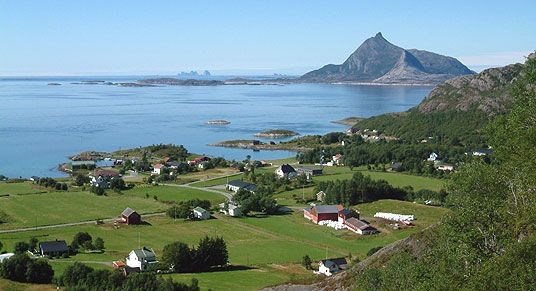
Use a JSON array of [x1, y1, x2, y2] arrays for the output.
[[121, 207, 141, 225]]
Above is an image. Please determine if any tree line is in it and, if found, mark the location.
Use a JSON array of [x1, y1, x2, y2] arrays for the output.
[[354, 53, 536, 290]]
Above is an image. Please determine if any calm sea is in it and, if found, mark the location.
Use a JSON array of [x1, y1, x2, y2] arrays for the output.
[[0, 77, 432, 178]]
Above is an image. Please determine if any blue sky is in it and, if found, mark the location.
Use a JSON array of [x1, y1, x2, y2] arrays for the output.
[[1, 0, 534, 76]]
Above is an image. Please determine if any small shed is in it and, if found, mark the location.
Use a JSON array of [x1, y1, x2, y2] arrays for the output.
[[121, 207, 141, 225], [193, 207, 211, 220]]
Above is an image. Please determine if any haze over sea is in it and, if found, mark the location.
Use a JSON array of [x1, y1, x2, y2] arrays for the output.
[[0, 76, 432, 178]]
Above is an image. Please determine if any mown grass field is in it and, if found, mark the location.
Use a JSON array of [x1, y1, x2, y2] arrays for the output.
[[0, 278, 55, 291], [123, 184, 225, 204], [0, 181, 49, 196], [0, 182, 227, 230], [314, 166, 445, 191], [0, 190, 165, 229], [0, 199, 448, 290]]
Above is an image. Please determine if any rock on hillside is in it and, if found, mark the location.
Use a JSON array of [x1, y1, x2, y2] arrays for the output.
[[374, 50, 445, 84], [418, 63, 524, 115]]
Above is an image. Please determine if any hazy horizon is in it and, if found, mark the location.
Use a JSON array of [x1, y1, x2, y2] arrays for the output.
[[1, 1, 535, 76]]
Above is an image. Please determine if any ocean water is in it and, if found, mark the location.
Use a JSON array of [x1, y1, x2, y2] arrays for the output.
[[0, 77, 432, 178]]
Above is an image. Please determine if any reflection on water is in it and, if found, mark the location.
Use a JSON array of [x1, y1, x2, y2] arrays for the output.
[[0, 77, 432, 177]]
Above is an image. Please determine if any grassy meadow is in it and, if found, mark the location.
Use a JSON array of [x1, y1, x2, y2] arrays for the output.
[[0, 197, 448, 290]]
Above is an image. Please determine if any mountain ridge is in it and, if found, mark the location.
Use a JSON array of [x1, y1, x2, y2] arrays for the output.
[[300, 32, 475, 84]]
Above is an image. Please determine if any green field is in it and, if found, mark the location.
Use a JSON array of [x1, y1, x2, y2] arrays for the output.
[[0, 182, 228, 230], [0, 198, 447, 290], [0, 278, 55, 291], [0, 190, 165, 229], [0, 181, 49, 196], [312, 166, 444, 191], [123, 184, 226, 204], [189, 173, 244, 188]]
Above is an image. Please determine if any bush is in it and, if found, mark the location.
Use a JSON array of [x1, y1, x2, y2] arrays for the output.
[[0, 254, 53, 284], [367, 246, 383, 257]]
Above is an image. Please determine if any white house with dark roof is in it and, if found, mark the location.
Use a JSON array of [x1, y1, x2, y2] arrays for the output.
[[226, 180, 257, 193], [318, 257, 348, 276], [193, 207, 210, 220], [126, 247, 158, 271], [427, 152, 440, 162], [275, 164, 297, 179]]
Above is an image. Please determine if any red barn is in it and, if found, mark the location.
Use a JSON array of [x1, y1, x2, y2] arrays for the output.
[[304, 205, 343, 224], [121, 207, 141, 225]]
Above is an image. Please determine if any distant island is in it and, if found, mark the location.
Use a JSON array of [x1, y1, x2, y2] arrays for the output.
[[332, 117, 363, 126], [206, 120, 231, 125], [178, 70, 211, 77], [47, 82, 61, 86], [254, 129, 299, 138], [138, 78, 224, 86]]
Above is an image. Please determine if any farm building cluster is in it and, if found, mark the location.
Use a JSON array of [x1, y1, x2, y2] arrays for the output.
[[304, 204, 378, 235]]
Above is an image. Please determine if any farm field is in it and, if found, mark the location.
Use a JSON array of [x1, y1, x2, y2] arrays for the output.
[[0, 190, 165, 229], [0, 278, 55, 291], [123, 184, 226, 204], [0, 199, 448, 290], [0, 181, 49, 196], [314, 166, 445, 191]]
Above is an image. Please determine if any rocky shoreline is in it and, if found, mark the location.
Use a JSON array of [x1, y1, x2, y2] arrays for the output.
[[210, 140, 311, 151], [254, 129, 300, 138]]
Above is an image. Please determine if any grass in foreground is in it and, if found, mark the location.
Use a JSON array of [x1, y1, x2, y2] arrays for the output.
[[0, 199, 447, 290]]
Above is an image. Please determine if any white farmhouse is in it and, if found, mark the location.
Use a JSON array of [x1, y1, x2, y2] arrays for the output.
[[193, 207, 210, 220], [275, 164, 297, 179], [126, 247, 158, 271], [318, 258, 348, 276], [152, 164, 166, 175]]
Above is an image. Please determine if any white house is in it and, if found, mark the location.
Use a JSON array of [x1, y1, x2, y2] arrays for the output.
[[193, 207, 210, 220], [226, 180, 257, 193], [437, 163, 455, 171], [0, 253, 14, 263], [90, 176, 108, 188], [318, 258, 348, 276], [275, 164, 297, 179], [152, 164, 166, 175], [332, 154, 344, 165], [126, 247, 158, 271], [219, 202, 242, 217], [427, 152, 440, 162]]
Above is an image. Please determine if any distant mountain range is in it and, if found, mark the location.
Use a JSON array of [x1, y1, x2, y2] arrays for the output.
[[300, 32, 475, 84]]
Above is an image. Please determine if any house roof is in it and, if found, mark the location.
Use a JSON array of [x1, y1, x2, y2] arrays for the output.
[[153, 164, 165, 169], [132, 248, 156, 260], [345, 217, 376, 231], [193, 207, 208, 214], [39, 240, 68, 253], [71, 160, 96, 166], [314, 205, 343, 214], [227, 180, 257, 192], [166, 161, 185, 167], [122, 207, 138, 217], [320, 257, 347, 267], [91, 169, 119, 178], [279, 164, 296, 173], [339, 208, 356, 217]]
